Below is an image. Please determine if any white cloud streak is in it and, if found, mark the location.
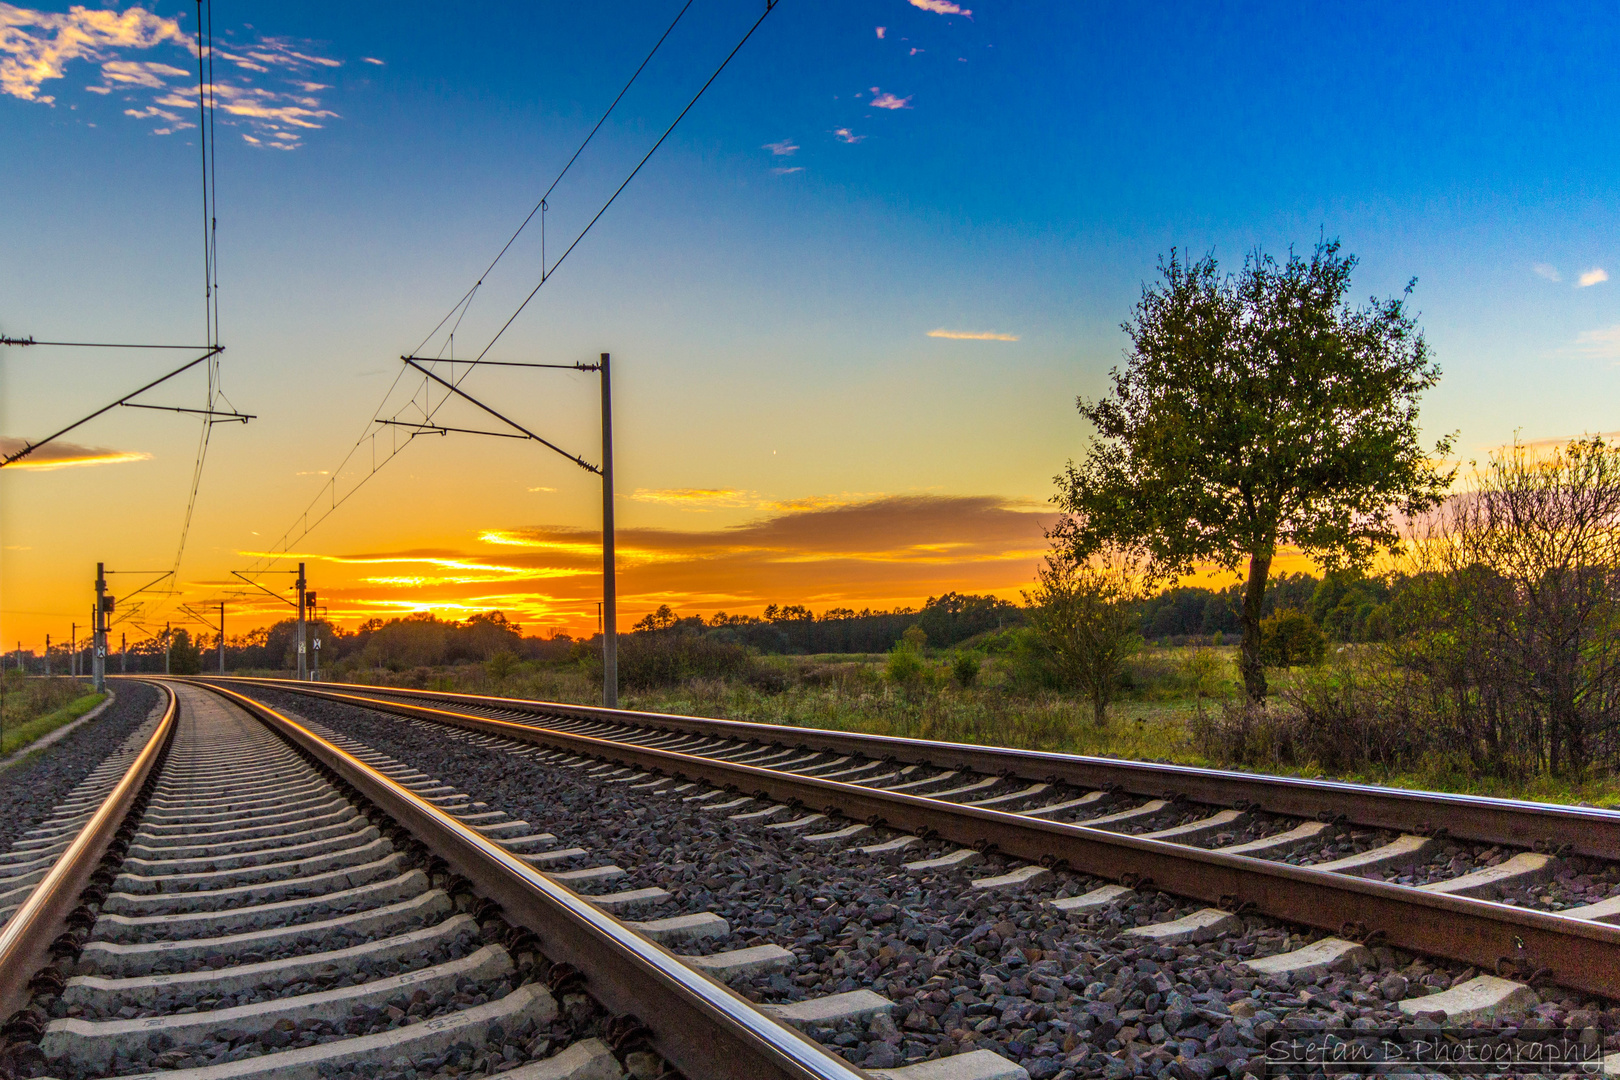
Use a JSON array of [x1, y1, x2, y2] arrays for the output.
[[928, 329, 1019, 341], [909, 0, 972, 14], [869, 90, 912, 110], [1575, 325, 1620, 359], [1533, 263, 1561, 282], [1578, 267, 1608, 288], [762, 139, 798, 156], [0, 4, 343, 146], [834, 127, 864, 143]]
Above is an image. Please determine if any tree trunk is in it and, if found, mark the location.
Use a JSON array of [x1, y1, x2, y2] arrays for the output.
[[1239, 552, 1272, 703]]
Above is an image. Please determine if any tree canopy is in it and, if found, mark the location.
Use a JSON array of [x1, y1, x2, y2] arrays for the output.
[[1054, 239, 1453, 701]]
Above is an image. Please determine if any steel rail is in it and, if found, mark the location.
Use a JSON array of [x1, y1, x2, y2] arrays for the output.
[[202, 678, 1620, 1001], [208, 677, 1620, 861], [0, 683, 176, 1023], [196, 682, 871, 1080]]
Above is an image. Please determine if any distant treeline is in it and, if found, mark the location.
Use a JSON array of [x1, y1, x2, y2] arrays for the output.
[[637, 592, 1025, 654], [15, 570, 1400, 676]]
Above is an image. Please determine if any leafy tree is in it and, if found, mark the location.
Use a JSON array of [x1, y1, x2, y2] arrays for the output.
[[1025, 552, 1143, 724], [169, 629, 202, 675], [633, 605, 677, 633], [1055, 239, 1453, 702]]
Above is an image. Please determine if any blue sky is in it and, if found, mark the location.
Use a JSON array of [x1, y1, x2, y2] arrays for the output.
[[3, 0, 1618, 643]]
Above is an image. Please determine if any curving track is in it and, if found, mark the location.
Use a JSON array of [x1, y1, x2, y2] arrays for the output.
[[0, 681, 886, 1080]]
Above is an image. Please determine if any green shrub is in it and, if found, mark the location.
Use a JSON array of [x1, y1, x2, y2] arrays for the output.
[[1259, 609, 1326, 667], [1004, 627, 1064, 692], [485, 651, 519, 681], [586, 632, 757, 689], [952, 652, 982, 688], [886, 645, 926, 685]]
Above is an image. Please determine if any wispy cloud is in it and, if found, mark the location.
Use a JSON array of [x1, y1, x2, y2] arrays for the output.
[[632, 488, 760, 509], [294, 469, 330, 476], [833, 127, 864, 144], [875, 26, 885, 38], [908, 0, 972, 15], [762, 139, 798, 156], [360, 56, 383, 65], [0, 2, 184, 102], [928, 329, 1019, 341], [1574, 325, 1620, 360], [0, 4, 343, 146], [0, 436, 150, 470], [869, 88, 912, 110], [771, 165, 803, 175], [1533, 263, 1561, 282], [528, 485, 557, 494], [1578, 267, 1608, 288]]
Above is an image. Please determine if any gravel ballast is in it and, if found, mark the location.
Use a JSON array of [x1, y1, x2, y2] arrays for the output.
[[0, 681, 160, 853], [241, 688, 1620, 1078]]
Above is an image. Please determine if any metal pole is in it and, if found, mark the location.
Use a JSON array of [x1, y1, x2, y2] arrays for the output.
[[219, 601, 226, 673], [600, 352, 617, 708], [44, 634, 50, 677], [92, 563, 106, 692], [164, 622, 171, 675], [120, 632, 127, 674], [296, 562, 307, 681]]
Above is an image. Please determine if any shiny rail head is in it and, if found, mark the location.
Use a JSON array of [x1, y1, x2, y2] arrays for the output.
[[203, 676, 1620, 1002], [194, 675, 1620, 825], [0, 681, 178, 1021], [195, 681, 873, 1080]]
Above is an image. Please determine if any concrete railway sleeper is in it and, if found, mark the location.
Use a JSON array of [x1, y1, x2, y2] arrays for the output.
[[202, 682, 1620, 1079], [0, 681, 903, 1080]]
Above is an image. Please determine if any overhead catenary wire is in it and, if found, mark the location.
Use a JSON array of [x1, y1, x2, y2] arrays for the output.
[[472, 0, 780, 365], [410, 0, 699, 361], [167, 0, 225, 589], [226, 1, 782, 604]]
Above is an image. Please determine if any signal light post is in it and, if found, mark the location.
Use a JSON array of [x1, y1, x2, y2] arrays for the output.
[[297, 563, 307, 681], [92, 562, 110, 692]]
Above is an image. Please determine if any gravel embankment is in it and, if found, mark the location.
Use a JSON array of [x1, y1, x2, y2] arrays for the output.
[[247, 689, 1620, 1079], [0, 680, 160, 853]]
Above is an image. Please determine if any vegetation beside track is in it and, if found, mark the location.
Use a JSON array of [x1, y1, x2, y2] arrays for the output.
[[258, 645, 1620, 809], [0, 672, 104, 757]]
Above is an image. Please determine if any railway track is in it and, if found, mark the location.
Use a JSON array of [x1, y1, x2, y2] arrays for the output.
[[198, 679, 1620, 1010], [0, 680, 921, 1080], [5, 676, 1618, 1080]]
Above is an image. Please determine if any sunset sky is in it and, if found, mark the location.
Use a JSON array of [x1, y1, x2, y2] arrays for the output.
[[3, 0, 1619, 650]]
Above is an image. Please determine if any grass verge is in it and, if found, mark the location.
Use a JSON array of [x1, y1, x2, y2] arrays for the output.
[[2, 692, 107, 758]]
